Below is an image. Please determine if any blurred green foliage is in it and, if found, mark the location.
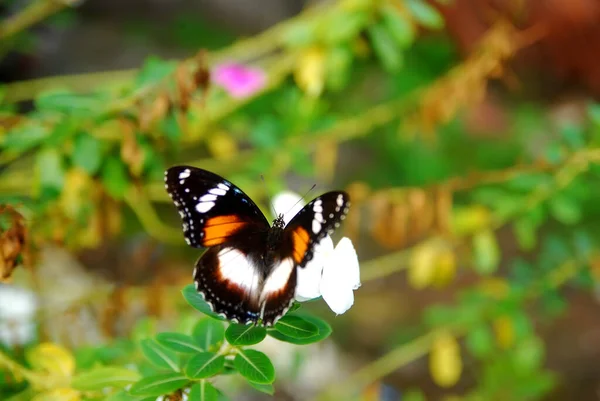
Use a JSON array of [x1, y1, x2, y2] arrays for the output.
[[1, 0, 600, 400]]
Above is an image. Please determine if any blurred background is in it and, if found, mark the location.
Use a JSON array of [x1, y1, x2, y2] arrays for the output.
[[2, 0, 600, 400]]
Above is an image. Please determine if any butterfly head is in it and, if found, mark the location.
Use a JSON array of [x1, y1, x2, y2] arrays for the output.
[[272, 213, 286, 230]]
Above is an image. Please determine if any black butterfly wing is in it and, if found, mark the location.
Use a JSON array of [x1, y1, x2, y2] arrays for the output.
[[282, 191, 351, 268], [164, 165, 270, 248]]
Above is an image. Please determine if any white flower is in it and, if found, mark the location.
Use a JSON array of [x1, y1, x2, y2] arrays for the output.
[[273, 191, 361, 315], [0, 284, 38, 346]]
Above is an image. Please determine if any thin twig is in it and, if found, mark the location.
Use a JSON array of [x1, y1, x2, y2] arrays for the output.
[[0, 0, 68, 40]]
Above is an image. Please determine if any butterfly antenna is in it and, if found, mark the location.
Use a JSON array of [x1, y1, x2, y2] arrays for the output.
[[260, 174, 279, 219], [282, 184, 317, 219]]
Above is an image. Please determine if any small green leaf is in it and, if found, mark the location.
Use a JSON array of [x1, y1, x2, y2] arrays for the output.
[[234, 349, 275, 384], [72, 133, 102, 175], [465, 324, 494, 359], [106, 390, 152, 401], [248, 381, 275, 395], [381, 5, 415, 48], [513, 217, 537, 251], [72, 366, 141, 391], [288, 303, 301, 313], [136, 56, 177, 88], [282, 21, 316, 47], [472, 229, 500, 275], [36, 89, 109, 116], [513, 336, 545, 374], [156, 332, 203, 354], [101, 157, 130, 199], [548, 195, 581, 225], [184, 352, 225, 379], [36, 148, 65, 193], [367, 23, 403, 73], [225, 324, 267, 346], [406, 0, 444, 29], [2, 123, 48, 153], [321, 11, 369, 45], [192, 319, 225, 350], [274, 315, 319, 339], [182, 284, 226, 321], [129, 372, 189, 397], [139, 339, 180, 372], [188, 382, 219, 401], [268, 314, 332, 345]]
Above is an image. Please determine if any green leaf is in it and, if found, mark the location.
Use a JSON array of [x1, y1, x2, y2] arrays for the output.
[[234, 349, 275, 384], [188, 382, 219, 401], [101, 157, 130, 199], [71, 366, 141, 391], [248, 381, 275, 395], [72, 133, 102, 175], [129, 372, 189, 397], [282, 22, 316, 47], [513, 336, 545, 374], [268, 314, 332, 345], [184, 352, 225, 379], [156, 332, 203, 354], [182, 284, 226, 321], [381, 5, 415, 48], [560, 123, 585, 150], [513, 217, 537, 251], [36, 148, 65, 193], [225, 324, 267, 346], [192, 319, 225, 351], [135, 56, 177, 88], [367, 23, 403, 73], [139, 339, 180, 372], [288, 303, 301, 313], [472, 229, 500, 275], [274, 315, 319, 339], [2, 123, 48, 153], [36, 89, 110, 116], [406, 0, 444, 29], [548, 195, 581, 225], [321, 11, 369, 45], [465, 324, 494, 359]]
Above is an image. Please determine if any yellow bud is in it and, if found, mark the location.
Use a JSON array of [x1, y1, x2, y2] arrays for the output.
[[432, 248, 457, 287], [408, 241, 438, 289], [208, 132, 238, 161], [32, 388, 80, 401], [26, 343, 75, 377], [295, 47, 326, 97], [59, 169, 92, 220], [451, 205, 491, 236], [430, 331, 462, 387], [493, 315, 515, 349]]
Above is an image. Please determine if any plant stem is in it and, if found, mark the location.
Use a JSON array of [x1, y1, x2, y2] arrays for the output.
[[0, 0, 68, 41]]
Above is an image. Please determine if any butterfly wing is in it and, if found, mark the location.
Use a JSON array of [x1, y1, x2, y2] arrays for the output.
[[164, 165, 270, 248], [165, 166, 272, 324], [282, 191, 351, 268]]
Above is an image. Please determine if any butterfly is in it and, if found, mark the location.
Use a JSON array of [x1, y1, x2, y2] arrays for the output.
[[164, 166, 350, 326]]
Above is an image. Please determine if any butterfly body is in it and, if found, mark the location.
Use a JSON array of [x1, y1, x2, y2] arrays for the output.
[[165, 166, 350, 326]]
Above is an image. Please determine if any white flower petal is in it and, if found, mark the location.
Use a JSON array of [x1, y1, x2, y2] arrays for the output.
[[272, 191, 304, 224], [320, 276, 355, 315], [295, 236, 334, 301], [295, 262, 323, 301], [333, 237, 361, 290]]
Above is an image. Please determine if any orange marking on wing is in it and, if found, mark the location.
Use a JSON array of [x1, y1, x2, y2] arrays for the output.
[[291, 226, 310, 264], [203, 215, 246, 246]]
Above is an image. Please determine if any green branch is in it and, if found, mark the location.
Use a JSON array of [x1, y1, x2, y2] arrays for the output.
[[0, 0, 69, 41]]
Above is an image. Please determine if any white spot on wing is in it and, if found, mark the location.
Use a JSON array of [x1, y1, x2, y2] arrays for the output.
[[196, 202, 215, 213], [336, 194, 344, 207], [218, 248, 260, 292], [218, 183, 229, 191], [200, 194, 217, 202], [209, 187, 227, 196], [312, 220, 321, 234], [260, 257, 295, 300], [179, 169, 191, 180]]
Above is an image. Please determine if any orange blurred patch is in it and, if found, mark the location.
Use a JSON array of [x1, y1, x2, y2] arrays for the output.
[[291, 226, 310, 264], [203, 215, 246, 246]]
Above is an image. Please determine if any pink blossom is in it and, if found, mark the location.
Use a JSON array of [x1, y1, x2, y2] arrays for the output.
[[212, 63, 267, 99]]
